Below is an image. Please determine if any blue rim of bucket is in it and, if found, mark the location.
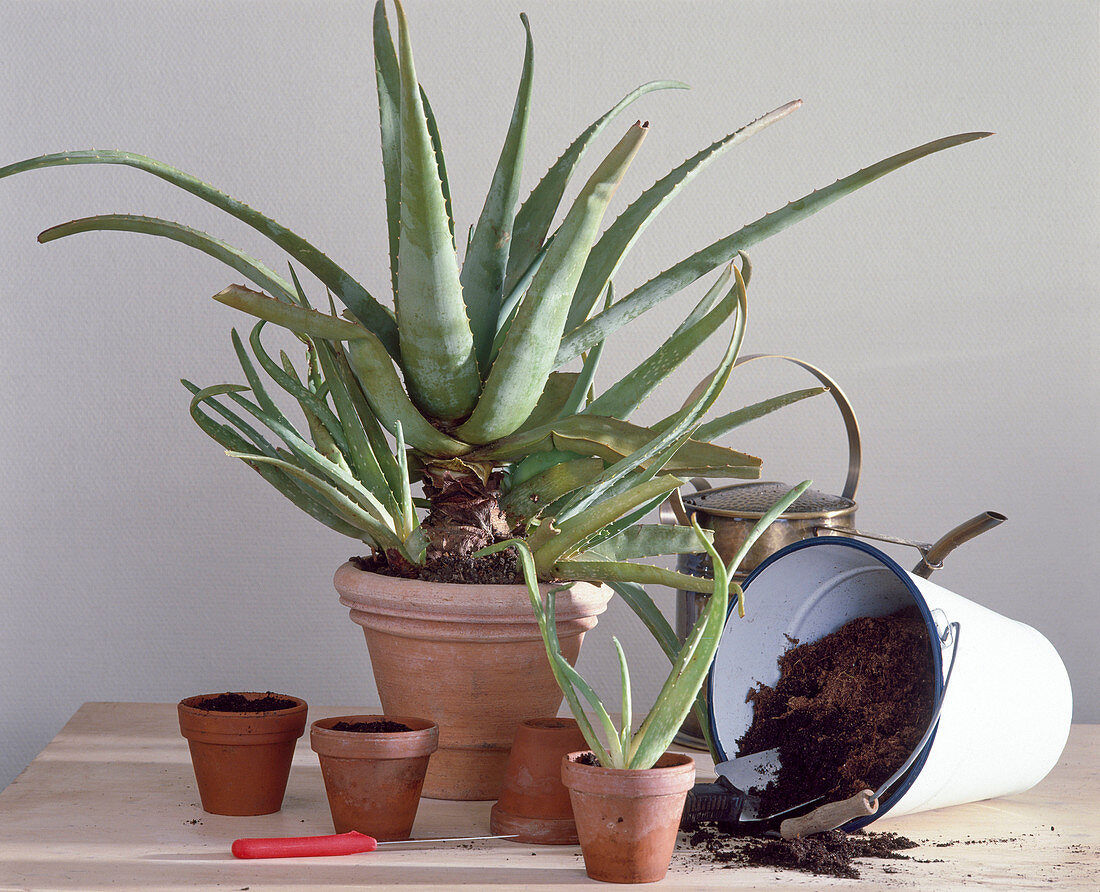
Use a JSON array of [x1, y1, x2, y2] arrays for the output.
[[706, 536, 946, 831]]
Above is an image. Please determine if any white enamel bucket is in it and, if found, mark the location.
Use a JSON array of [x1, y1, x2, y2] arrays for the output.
[[707, 537, 1072, 828]]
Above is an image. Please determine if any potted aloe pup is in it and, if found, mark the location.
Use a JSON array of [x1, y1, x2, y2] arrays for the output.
[[0, 0, 988, 800], [482, 481, 811, 883]]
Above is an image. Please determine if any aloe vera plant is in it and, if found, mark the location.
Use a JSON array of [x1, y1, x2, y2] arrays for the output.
[[0, 1, 989, 600]]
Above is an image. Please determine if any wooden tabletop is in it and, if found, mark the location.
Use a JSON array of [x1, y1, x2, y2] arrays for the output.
[[0, 703, 1096, 890]]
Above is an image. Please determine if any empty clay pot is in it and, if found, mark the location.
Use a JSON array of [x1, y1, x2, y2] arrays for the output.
[[177, 692, 308, 816], [561, 751, 697, 884], [490, 717, 588, 844], [311, 715, 439, 841]]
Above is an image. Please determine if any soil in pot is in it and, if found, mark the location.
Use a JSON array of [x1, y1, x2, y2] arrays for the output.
[[350, 548, 521, 585], [192, 692, 299, 712], [177, 691, 307, 816], [735, 606, 933, 818], [311, 715, 438, 840]]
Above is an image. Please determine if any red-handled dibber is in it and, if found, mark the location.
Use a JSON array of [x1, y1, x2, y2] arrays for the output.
[[232, 830, 516, 859]]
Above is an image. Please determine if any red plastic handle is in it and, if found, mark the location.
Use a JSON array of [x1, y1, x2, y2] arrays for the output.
[[232, 830, 379, 859]]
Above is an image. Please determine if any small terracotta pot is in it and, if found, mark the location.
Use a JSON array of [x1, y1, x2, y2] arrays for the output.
[[177, 692, 308, 816], [490, 717, 588, 844], [562, 751, 697, 884], [311, 715, 439, 841], [335, 563, 612, 800]]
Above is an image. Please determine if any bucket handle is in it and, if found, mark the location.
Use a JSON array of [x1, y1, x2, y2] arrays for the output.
[[872, 620, 961, 804]]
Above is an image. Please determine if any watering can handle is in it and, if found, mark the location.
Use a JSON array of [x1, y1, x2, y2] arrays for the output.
[[659, 355, 862, 527], [733, 354, 861, 501]]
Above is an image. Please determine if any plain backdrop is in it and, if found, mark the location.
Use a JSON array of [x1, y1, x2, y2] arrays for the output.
[[1, 0, 1096, 791]]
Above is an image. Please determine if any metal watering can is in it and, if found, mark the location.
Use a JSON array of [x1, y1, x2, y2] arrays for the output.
[[661, 355, 1006, 748]]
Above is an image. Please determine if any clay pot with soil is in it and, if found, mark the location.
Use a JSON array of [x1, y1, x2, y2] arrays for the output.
[[490, 716, 588, 844], [335, 563, 612, 800], [177, 692, 308, 816], [310, 714, 438, 840], [562, 751, 697, 884]]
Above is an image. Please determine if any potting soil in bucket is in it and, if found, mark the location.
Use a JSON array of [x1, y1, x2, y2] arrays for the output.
[[708, 537, 1072, 829]]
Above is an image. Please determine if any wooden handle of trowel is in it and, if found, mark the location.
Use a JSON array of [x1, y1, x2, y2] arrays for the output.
[[779, 790, 878, 839]]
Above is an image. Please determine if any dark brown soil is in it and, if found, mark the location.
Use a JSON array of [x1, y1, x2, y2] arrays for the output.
[[736, 607, 933, 816], [193, 692, 299, 712], [573, 751, 601, 767], [351, 547, 521, 585], [331, 720, 412, 733], [680, 824, 919, 879]]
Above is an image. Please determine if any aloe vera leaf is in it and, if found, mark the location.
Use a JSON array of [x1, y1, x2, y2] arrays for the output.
[[219, 380, 397, 526], [247, 324, 348, 454], [499, 457, 604, 526], [613, 637, 632, 754], [566, 490, 672, 555], [392, 0, 479, 421], [624, 518, 729, 767], [213, 283, 372, 342], [532, 475, 681, 569], [552, 559, 718, 594], [555, 271, 744, 523], [469, 412, 759, 474], [225, 450, 403, 551], [589, 523, 712, 560], [674, 260, 731, 328], [373, 0, 401, 297], [557, 131, 993, 365], [506, 448, 584, 491], [478, 539, 616, 765], [342, 335, 470, 458], [311, 332, 402, 521], [516, 372, 580, 433], [558, 285, 610, 418], [489, 237, 552, 368], [323, 340, 407, 498], [37, 215, 297, 303], [420, 85, 455, 248], [692, 386, 826, 441], [457, 123, 649, 444], [565, 101, 800, 333], [393, 422, 425, 557], [608, 578, 715, 758], [186, 383, 364, 539], [583, 274, 735, 421], [1, 152, 399, 355], [504, 80, 689, 297], [461, 13, 534, 376]]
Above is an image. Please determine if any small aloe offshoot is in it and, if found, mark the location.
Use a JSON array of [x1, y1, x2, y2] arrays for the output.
[[480, 480, 811, 770]]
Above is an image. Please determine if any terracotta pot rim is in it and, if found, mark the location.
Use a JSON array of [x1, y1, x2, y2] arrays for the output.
[[178, 692, 308, 716], [561, 750, 697, 796], [334, 563, 613, 622], [311, 715, 439, 759]]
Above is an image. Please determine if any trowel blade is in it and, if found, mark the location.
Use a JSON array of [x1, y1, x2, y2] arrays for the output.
[[713, 747, 782, 792]]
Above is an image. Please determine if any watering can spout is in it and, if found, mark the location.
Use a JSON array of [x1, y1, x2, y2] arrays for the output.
[[913, 511, 1007, 578]]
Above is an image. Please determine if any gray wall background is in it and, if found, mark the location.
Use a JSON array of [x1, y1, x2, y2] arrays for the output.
[[1, 0, 1096, 791]]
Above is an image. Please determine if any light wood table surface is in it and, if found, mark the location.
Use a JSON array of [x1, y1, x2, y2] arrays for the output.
[[0, 703, 1096, 890]]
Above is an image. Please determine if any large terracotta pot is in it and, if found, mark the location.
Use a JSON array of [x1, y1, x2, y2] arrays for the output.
[[562, 751, 697, 884], [334, 563, 612, 800]]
